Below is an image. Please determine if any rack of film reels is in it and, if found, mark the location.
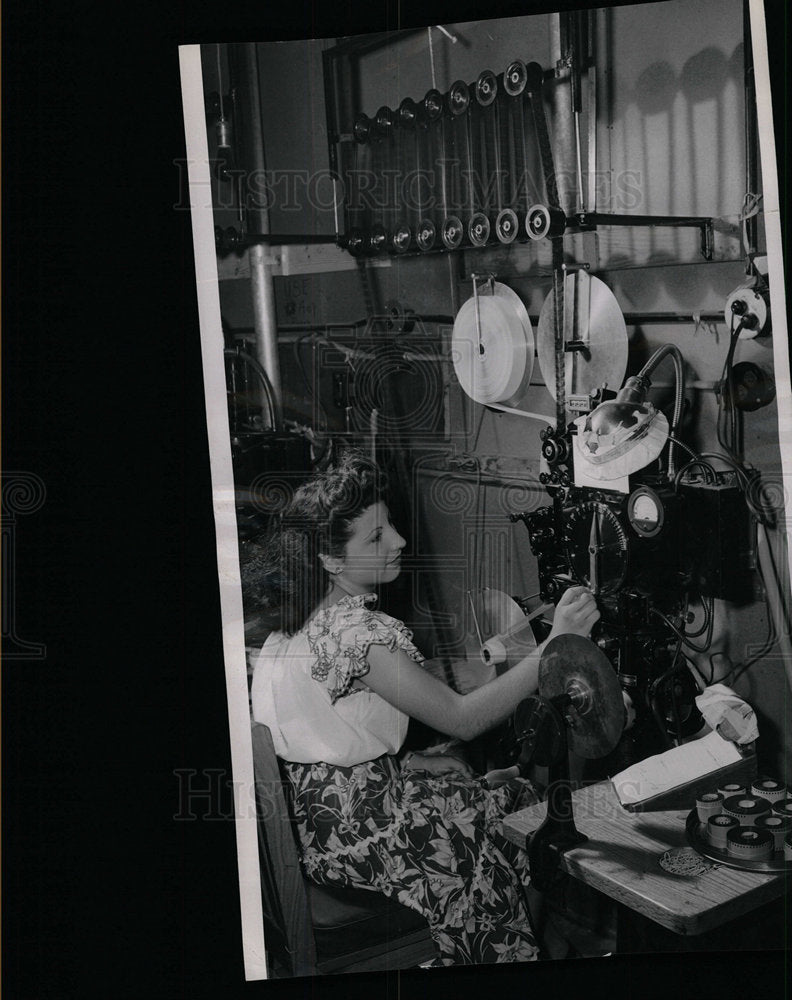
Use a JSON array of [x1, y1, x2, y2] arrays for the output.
[[329, 59, 567, 257]]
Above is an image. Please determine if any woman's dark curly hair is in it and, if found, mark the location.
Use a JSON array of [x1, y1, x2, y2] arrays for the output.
[[241, 450, 388, 635]]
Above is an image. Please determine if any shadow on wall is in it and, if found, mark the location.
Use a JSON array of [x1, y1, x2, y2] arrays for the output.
[[601, 42, 746, 271]]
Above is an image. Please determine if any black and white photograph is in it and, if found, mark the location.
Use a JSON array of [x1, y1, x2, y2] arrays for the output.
[[2, 0, 788, 996], [178, 0, 791, 983]]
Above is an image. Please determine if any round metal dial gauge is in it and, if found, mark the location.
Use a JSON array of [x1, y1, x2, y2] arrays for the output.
[[627, 486, 665, 538], [563, 502, 628, 594]]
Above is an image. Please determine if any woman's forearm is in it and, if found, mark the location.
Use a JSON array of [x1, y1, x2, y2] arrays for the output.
[[445, 641, 547, 740]]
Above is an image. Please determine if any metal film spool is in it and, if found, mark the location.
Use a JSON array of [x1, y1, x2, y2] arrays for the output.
[[441, 216, 464, 250], [536, 271, 629, 405], [374, 106, 394, 138], [423, 88, 444, 122], [726, 826, 773, 860], [722, 794, 772, 826], [451, 289, 534, 409], [707, 813, 737, 849], [771, 799, 792, 818], [526, 204, 565, 240], [344, 228, 366, 257], [755, 814, 791, 852], [391, 225, 413, 254], [367, 224, 388, 254], [718, 782, 746, 798], [750, 778, 787, 803], [496, 208, 519, 244], [398, 97, 418, 127], [475, 70, 498, 107], [449, 80, 470, 117], [537, 634, 624, 759], [468, 212, 490, 247], [695, 792, 723, 824], [504, 59, 528, 97], [416, 219, 436, 252], [353, 113, 371, 143]]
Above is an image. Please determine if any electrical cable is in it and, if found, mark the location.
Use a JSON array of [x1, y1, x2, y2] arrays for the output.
[[720, 553, 778, 685], [716, 314, 746, 461], [665, 435, 702, 464], [673, 458, 719, 488], [223, 346, 278, 430], [649, 602, 714, 654], [648, 635, 684, 749], [682, 593, 714, 639], [293, 335, 330, 442]]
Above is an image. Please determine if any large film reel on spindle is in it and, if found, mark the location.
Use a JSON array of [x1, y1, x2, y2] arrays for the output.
[[536, 272, 629, 404], [452, 283, 534, 408]]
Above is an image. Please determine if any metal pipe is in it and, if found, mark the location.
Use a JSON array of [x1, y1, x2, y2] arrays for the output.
[[230, 232, 340, 245], [586, 9, 598, 214], [742, 0, 758, 256], [550, 15, 577, 217], [236, 43, 282, 420], [756, 523, 792, 697], [224, 347, 278, 430]]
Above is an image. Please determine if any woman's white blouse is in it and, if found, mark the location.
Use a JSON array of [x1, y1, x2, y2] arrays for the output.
[[250, 593, 424, 765]]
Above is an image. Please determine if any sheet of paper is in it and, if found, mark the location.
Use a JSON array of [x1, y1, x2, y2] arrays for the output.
[[611, 731, 742, 805]]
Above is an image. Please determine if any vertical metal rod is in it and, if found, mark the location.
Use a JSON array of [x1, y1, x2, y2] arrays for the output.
[[237, 43, 282, 420], [742, 0, 758, 257], [467, 591, 485, 647], [587, 9, 598, 213], [550, 14, 577, 217], [574, 113, 584, 212]]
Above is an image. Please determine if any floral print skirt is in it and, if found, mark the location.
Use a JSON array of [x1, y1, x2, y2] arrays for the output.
[[283, 755, 541, 966]]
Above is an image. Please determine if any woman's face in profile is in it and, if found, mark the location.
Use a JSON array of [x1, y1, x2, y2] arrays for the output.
[[334, 501, 406, 594]]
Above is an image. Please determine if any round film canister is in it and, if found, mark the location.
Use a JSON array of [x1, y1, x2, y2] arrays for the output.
[[722, 794, 772, 826], [695, 792, 723, 824], [717, 782, 746, 798], [726, 826, 773, 860], [755, 814, 791, 852], [771, 798, 792, 819], [707, 813, 738, 849], [750, 778, 787, 803]]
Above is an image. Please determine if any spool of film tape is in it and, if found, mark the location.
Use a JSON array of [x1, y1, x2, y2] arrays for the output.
[[722, 795, 772, 826], [755, 814, 792, 852], [707, 813, 738, 849], [785, 831, 792, 861], [695, 792, 723, 823], [750, 778, 787, 803], [717, 782, 746, 798], [771, 798, 792, 819], [726, 826, 774, 860]]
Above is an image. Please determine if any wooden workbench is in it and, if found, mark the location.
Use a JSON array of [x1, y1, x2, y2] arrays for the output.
[[502, 780, 787, 938]]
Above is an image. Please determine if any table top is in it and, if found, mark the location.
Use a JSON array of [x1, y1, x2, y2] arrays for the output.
[[502, 780, 787, 936]]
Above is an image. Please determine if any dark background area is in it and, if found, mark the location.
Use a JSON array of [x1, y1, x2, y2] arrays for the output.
[[2, 1, 787, 998]]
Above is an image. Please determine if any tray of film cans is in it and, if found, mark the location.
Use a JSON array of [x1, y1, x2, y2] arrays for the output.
[[685, 777, 792, 872]]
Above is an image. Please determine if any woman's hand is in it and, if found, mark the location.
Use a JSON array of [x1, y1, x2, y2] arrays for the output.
[[403, 752, 475, 778], [548, 585, 600, 639]]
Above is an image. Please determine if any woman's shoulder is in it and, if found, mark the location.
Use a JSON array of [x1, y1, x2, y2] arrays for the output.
[[305, 593, 413, 643], [303, 593, 424, 700]]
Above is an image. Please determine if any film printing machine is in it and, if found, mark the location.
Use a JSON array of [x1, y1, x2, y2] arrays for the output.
[[215, 41, 780, 887], [325, 56, 776, 887]]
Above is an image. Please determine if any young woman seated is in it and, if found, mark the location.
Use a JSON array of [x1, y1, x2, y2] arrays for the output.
[[245, 451, 599, 967]]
